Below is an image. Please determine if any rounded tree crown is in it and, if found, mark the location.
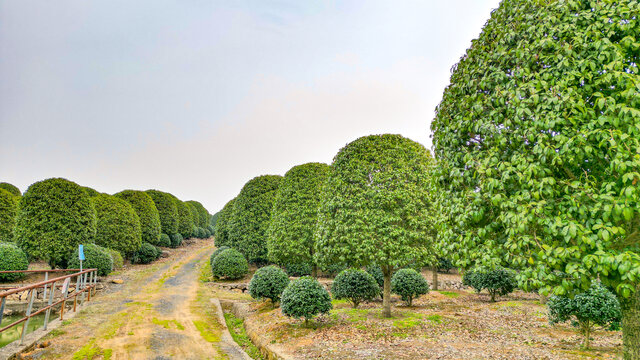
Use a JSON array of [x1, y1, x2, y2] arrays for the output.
[[115, 190, 162, 246]]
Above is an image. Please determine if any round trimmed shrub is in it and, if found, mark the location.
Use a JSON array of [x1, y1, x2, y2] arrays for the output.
[[68, 244, 113, 276], [464, 267, 516, 302], [332, 268, 380, 308], [145, 190, 178, 236], [185, 200, 209, 228], [228, 175, 282, 264], [211, 248, 248, 280], [462, 270, 483, 293], [203, 228, 211, 238], [158, 233, 171, 247], [15, 178, 97, 268], [107, 249, 124, 269], [0, 183, 20, 197], [0, 189, 19, 242], [281, 276, 332, 324], [92, 194, 142, 257], [210, 246, 230, 268], [0, 243, 29, 282], [132, 242, 160, 264], [391, 268, 429, 306], [115, 190, 162, 246], [83, 186, 101, 197], [249, 265, 290, 304], [195, 227, 205, 239], [170, 233, 183, 248], [214, 198, 236, 247], [284, 263, 312, 277], [548, 282, 621, 349]]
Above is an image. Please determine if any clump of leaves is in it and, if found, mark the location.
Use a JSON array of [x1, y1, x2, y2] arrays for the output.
[[391, 268, 429, 306], [211, 248, 248, 280], [463, 268, 516, 302], [281, 276, 332, 326], [248, 265, 290, 305], [331, 268, 380, 308]]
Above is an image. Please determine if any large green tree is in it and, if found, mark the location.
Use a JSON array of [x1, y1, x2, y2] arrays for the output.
[[0, 189, 19, 242], [15, 178, 96, 267], [214, 198, 236, 248], [0, 183, 21, 197], [315, 134, 436, 317], [170, 195, 194, 238], [267, 162, 330, 277], [431, 1, 640, 358], [229, 175, 282, 264], [92, 194, 142, 257], [185, 200, 209, 228], [115, 190, 162, 245], [145, 190, 179, 236]]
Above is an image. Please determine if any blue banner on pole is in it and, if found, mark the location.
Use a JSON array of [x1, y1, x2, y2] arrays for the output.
[[78, 245, 85, 261]]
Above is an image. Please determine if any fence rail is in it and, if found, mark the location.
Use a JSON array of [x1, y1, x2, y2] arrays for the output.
[[0, 268, 98, 345]]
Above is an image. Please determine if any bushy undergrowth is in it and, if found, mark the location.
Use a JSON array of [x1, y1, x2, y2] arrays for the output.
[[68, 244, 113, 276], [158, 233, 172, 247], [0, 242, 29, 282], [249, 265, 290, 305], [463, 267, 516, 302], [132, 243, 160, 264], [170, 233, 183, 248]]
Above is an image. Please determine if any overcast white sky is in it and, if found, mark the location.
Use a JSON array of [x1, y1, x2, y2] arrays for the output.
[[0, 0, 500, 212]]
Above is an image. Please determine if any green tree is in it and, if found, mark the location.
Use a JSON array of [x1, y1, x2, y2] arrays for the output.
[[229, 175, 282, 264], [115, 190, 162, 246], [185, 200, 209, 228], [185, 202, 201, 231], [14, 178, 96, 267], [315, 134, 437, 317], [0, 183, 21, 197], [430, 1, 640, 357], [214, 198, 236, 247], [267, 163, 330, 277], [92, 194, 142, 257], [145, 190, 178, 236], [0, 189, 18, 242], [170, 196, 194, 239]]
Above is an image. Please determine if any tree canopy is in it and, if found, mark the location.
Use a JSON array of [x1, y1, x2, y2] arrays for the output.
[[0, 189, 18, 242], [214, 198, 236, 248], [431, 0, 640, 357], [315, 134, 436, 317], [145, 190, 179, 236], [92, 193, 142, 257], [267, 162, 330, 275], [228, 175, 282, 264], [115, 190, 162, 245], [0, 182, 21, 197]]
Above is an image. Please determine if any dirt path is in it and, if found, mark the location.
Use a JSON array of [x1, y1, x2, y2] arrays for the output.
[[22, 239, 235, 360]]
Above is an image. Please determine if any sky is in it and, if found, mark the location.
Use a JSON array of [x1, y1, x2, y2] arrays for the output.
[[0, 0, 501, 213]]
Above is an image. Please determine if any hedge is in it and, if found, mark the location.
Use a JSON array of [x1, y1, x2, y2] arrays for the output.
[[115, 190, 162, 246], [214, 198, 236, 248], [171, 196, 194, 239], [15, 178, 97, 268], [108, 249, 124, 269], [92, 194, 142, 257], [0, 243, 29, 282], [68, 244, 113, 276], [145, 190, 178, 236], [0, 189, 18, 242], [0, 183, 21, 197], [185, 200, 209, 228], [170, 233, 183, 248], [228, 175, 282, 264]]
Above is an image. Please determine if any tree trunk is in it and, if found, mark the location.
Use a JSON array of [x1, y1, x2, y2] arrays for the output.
[[620, 286, 640, 360], [432, 266, 439, 291], [582, 320, 591, 349], [490, 290, 496, 302], [312, 264, 318, 278], [382, 265, 392, 318]]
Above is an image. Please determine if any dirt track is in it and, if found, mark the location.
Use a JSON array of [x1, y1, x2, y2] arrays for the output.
[[20, 239, 234, 360]]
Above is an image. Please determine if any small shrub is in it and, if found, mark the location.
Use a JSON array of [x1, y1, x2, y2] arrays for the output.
[[548, 282, 621, 349], [204, 228, 212, 238], [464, 267, 516, 302], [107, 249, 124, 269], [281, 276, 332, 325], [332, 268, 379, 308], [210, 246, 230, 267], [284, 263, 312, 277], [197, 227, 207, 239], [158, 234, 171, 247], [211, 249, 248, 280], [68, 244, 113, 276], [391, 268, 429, 306], [132, 243, 160, 264], [249, 265, 290, 304], [437, 258, 455, 273], [170, 233, 183, 248], [0, 243, 29, 282]]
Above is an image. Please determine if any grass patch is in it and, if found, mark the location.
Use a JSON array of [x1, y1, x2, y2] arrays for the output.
[[426, 314, 443, 324], [193, 320, 221, 342], [152, 317, 185, 330], [438, 291, 460, 298], [71, 339, 108, 360], [224, 312, 264, 359]]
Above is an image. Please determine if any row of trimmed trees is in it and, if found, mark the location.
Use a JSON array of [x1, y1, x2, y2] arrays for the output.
[[0, 178, 213, 269]]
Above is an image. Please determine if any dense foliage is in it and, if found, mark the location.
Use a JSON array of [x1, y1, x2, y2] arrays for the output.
[[107, 248, 124, 269], [0, 183, 21, 197], [68, 244, 113, 276], [15, 178, 96, 268], [281, 276, 332, 324], [145, 190, 178, 236], [431, 0, 640, 357], [132, 243, 160, 264], [209, 211, 220, 229], [228, 175, 282, 264], [172, 197, 194, 239], [284, 263, 313, 277], [185, 200, 209, 228], [92, 194, 142, 257], [391, 268, 429, 306], [548, 283, 622, 349], [366, 264, 385, 291], [0, 189, 18, 242], [211, 248, 249, 280], [214, 198, 236, 248], [463, 268, 517, 302], [185, 202, 201, 231], [0, 243, 28, 282], [210, 246, 230, 268], [267, 163, 330, 276], [170, 233, 183, 248], [158, 233, 171, 247], [115, 190, 162, 246], [248, 265, 290, 304], [331, 268, 380, 308], [437, 258, 455, 273], [315, 134, 436, 317]]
